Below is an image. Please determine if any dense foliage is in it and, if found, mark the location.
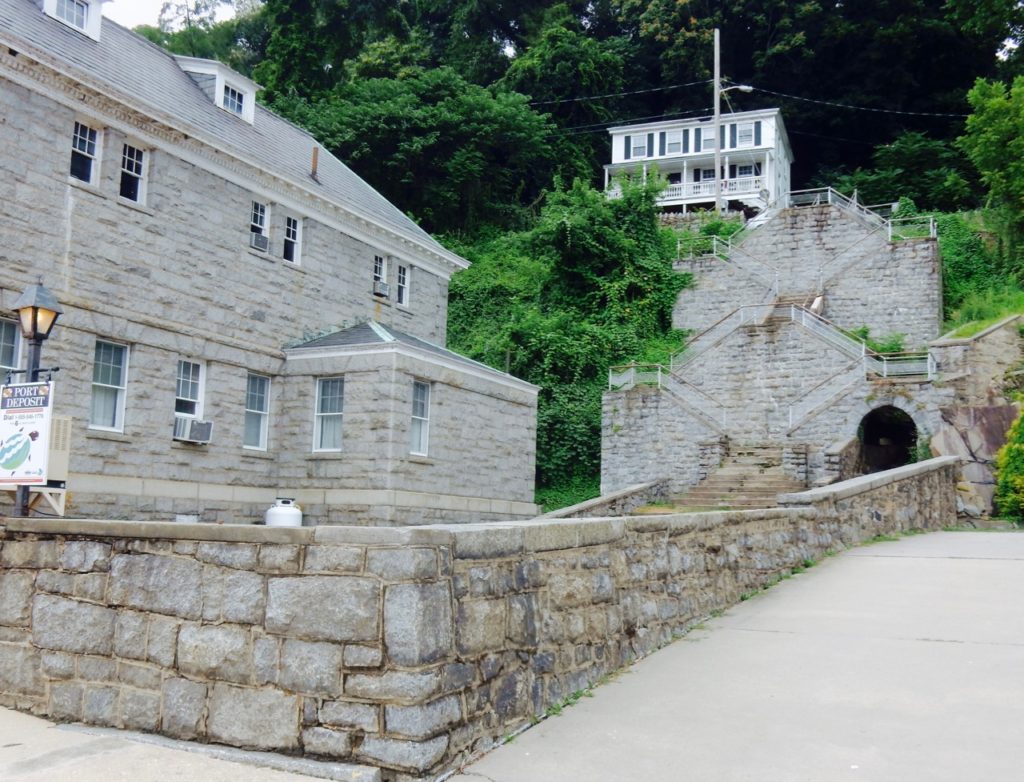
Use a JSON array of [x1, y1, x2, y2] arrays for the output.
[[995, 413, 1024, 523], [447, 179, 687, 493]]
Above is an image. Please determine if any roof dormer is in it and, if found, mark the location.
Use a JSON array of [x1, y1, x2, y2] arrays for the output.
[[43, 0, 107, 41], [174, 57, 262, 125]]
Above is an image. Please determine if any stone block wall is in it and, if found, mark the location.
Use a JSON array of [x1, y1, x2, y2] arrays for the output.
[[0, 457, 958, 780]]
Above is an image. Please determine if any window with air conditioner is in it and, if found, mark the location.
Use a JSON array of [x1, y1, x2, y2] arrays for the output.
[[373, 254, 389, 297], [175, 360, 205, 418], [250, 201, 269, 251]]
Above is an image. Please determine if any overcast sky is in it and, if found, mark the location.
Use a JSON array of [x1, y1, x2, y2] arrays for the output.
[[103, 1, 235, 31]]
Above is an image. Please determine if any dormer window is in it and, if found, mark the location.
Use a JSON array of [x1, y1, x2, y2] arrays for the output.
[[174, 57, 261, 125], [44, 0, 104, 40], [223, 85, 244, 116]]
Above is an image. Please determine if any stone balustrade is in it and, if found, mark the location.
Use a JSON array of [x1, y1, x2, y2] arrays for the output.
[[0, 457, 958, 781]]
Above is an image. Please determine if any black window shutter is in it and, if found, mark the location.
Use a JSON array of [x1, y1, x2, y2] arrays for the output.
[[730, 123, 737, 148], [659, 132, 666, 156], [693, 169, 701, 183], [624, 136, 631, 159], [683, 129, 690, 153], [720, 125, 726, 148], [754, 121, 762, 146], [729, 164, 737, 178], [695, 131, 702, 152], [647, 133, 654, 157]]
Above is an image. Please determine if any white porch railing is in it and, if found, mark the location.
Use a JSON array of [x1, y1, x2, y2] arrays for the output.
[[659, 176, 764, 203]]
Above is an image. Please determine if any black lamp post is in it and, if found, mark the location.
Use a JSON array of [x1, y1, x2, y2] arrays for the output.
[[11, 280, 62, 517]]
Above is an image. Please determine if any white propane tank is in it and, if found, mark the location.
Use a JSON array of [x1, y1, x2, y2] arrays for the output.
[[265, 498, 302, 527]]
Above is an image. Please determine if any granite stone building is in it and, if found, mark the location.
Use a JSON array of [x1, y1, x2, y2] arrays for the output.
[[0, 0, 538, 524]]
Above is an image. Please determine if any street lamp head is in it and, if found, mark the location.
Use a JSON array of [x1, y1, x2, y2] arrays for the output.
[[723, 84, 754, 94], [12, 280, 63, 342]]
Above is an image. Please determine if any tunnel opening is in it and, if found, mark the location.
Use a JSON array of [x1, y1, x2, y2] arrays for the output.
[[859, 405, 918, 473]]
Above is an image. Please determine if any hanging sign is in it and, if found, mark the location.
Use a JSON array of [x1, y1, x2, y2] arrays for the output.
[[0, 382, 54, 485]]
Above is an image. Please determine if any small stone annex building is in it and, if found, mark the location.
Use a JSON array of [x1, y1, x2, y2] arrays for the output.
[[0, 0, 538, 524], [603, 188, 1021, 514]]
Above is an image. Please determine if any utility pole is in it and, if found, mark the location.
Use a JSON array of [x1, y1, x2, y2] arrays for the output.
[[713, 28, 722, 215]]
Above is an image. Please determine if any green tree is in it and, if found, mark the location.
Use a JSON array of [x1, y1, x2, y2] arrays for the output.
[[995, 410, 1024, 522], [269, 67, 559, 233]]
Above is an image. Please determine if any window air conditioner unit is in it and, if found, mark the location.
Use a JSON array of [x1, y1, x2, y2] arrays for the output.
[[373, 280, 390, 298], [250, 232, 269, 252], [173, 416, 213, 444]]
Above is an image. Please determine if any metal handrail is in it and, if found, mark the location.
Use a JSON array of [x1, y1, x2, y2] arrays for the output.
[[607, 364, 728, 431], [788, 361, 864, 430], [669, 303, 775, 371]]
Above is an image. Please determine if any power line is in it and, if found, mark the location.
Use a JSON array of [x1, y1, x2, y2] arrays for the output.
[[543, 107, 715, 138], [528, 79, 713, 106], [750, 86, 968, 118]]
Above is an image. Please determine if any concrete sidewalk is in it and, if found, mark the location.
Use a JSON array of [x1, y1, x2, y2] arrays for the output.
[[0, 707, 350, 781], [451, 531, 1024, 782]]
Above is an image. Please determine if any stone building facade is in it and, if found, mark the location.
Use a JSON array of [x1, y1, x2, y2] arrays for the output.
[[604, 191, 1019, 511], [0, 0, 538, 524]]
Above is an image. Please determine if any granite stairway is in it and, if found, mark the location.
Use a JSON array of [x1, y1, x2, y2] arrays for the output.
[[669, 445, 805, 511]]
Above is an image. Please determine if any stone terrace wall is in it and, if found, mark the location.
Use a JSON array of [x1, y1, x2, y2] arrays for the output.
[[0, 457, 958, 781]]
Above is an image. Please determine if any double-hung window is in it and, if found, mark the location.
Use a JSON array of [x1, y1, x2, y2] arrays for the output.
[[631, 137, 648, 158], [284, 216, 301, 263], [701, 127, 717, 150], [119, 143, 146, 203], [736, 122, 754, 148], [244, 373, 270, 450], [70, 121, 99, 184], [373, 254, 387, 284], [175, 360, 204, 418], [251, 201, 267, 236], [314, 378, 344, 451], [396, 264, 409, 306], [90, 341, 128, 431], [1, 319, 21, 378], [737, 164, 754, 179], [410, 380, 430, 455], [666, 130, 683, 155]]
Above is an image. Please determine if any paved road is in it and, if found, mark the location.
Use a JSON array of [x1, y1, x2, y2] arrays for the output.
[[451, 531, 1024, 782], [3, 531, 1022, 782]]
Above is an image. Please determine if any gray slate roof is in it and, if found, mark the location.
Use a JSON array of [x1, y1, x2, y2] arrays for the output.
[[1, 0, 460, 265], [290, 321, 535, 387]]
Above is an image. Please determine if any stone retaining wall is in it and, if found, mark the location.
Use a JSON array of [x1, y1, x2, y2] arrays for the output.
[[0, 457, 958, 781]]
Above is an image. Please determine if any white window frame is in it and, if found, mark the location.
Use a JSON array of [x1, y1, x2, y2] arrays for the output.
[[314, 377, 344, 452], [736, 122, 755, 148], [45, 0, 101, 38], [119, 142, 147, 204], [737, 164, 754, 178], [1, 318, 22, 378], [175, 359, 205, 419], [410, 380, 430, 456], [244, 373, 270, 451], [223, 84, 245, 116], [284, 215, 302, 263], [70, 121, 100, 185], [396, 264, 409, 306], [701, 127, 717, 150], [251, 201, 267, 236], [665, 130, 683, 155], [630, 137, 647, 158], [373, 254, 387, 284], [90, 340, 129, 432], [700, 168, 717, 181]]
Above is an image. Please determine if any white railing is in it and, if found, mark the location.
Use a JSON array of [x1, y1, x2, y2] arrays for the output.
[[788, 305, 935, 379], [888, 215, 937, 241], [608, 363, 728, 431], [659, 176, 764, 203], [676, 232, 779, 291], [788, 361, 865, 430], [670, 304, 775, 371], [787, 187, 887, 228]]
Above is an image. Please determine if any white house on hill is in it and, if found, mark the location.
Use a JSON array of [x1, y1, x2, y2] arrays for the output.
[[605, 108, 793, 212]]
